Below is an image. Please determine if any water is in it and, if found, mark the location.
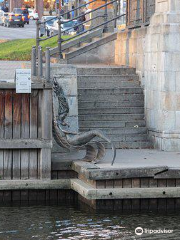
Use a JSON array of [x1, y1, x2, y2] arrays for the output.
[[0, 204, 179, 240]]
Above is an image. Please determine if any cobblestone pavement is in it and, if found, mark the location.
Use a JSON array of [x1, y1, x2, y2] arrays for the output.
[[0, 61, 31, 81]]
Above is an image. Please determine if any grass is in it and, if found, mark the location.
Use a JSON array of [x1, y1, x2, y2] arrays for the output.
[[0, 36, 69, 61]]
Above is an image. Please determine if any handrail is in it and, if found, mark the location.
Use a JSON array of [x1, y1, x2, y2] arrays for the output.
[[37, 0, 117, 45], [60, 13, 126, 44], [39, 0, 97, 25], [33, 0, 123, 80], [39, 14, 104, 42]]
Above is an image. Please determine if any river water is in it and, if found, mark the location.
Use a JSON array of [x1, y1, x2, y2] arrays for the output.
[[0, 204, 179, 240]]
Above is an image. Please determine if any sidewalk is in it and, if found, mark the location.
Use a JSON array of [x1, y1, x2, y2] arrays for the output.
[[0, 61, 31, 81]]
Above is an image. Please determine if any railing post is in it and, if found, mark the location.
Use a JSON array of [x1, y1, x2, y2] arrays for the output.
[[114, 0, 118, 28], [36, 20, 40, 55], [58, 14, 63, 59], [38, 46, 43, 78], [31, 46, 36, 77], [104, 0, 108, 33], [45, 47, 50, 82]]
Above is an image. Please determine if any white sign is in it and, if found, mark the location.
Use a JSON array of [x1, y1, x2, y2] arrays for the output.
[[16, 69, 31, 93]]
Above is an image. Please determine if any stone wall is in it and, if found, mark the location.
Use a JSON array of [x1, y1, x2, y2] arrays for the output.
[[115, 27, 147, 86], [115, 0, 180, 151]]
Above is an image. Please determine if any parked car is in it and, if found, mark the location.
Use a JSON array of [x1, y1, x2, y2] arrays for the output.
[[13, 8, 29, 24], [39, 16, 59, 37], [4, 13, 24, 27], [0, 10, 4, 25], [28, 8, 38, 20], [49, 19, 77, 36]]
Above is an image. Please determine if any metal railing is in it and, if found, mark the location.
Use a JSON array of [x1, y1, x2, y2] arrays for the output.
[[32, 0, 126, 81]]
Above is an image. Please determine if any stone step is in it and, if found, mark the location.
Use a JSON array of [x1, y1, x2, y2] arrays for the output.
[[78, 107, 144, 114], [77, 67, 136, 76], [78, 88, 143, 95], [78, 74, 139, 83], [79, 114, 145, 121], [78, 93, 144, 102], [79, 120, 146, 128], [78, 80, 140, 88], [80, 127, 148, 135], [94, 141, 153, 149], [78, 100, 144, 108]]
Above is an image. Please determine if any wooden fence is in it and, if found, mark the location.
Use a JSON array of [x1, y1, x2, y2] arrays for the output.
[[126, 0, 155, 28], [0, 82, 52, 180]]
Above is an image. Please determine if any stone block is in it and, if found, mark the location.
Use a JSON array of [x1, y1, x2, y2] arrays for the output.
[[160, 71, 176, 92], [56, 75, 77, 96], [67, 97, 78, 116]]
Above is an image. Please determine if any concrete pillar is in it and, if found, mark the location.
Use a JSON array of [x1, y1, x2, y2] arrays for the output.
[[34, 0, 44, 19], [10, 0, 23, 12], [144, 0, 180, 150]]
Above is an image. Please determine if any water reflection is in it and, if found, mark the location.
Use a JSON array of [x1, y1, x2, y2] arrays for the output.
[[0, 204, 179, 239]]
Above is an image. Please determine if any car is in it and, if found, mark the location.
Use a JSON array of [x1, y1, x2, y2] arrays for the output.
[[4, 13, 24, 27], [40, 16, 58, 36], [28, 8, 39, 20], [0, 10, 4, 25], [49, 19, 77, 36], [13, 8, 30, 24]]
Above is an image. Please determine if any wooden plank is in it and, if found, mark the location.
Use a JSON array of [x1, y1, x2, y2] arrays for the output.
[[29, 90, 38, 179], [4, 90, 13, 139], [38, 90, 42, 138], [114, 179, 122, 188], [157, 179, 167, 212], [30, 90, 38, 139], [20, 190, 29, 202], [0, 82, 51, 89], [13, 92, 21, 138], [12, 92, 21, 180], [3, 150, 12, 180], [132, 178, 140, 211], [21, 150, 29, 180], [0, 151, 3, 180], [29, 150, 38, 179], [42, 89, 52, 139], [39, 149, 51, 179], [167, 180, 176, 211], [4, 91, 13, 179], [21, 94, 30, 180], [149, 178, 158, 212], [0, 90, 5, 138], [105, 180, 114, 188], [141, 178, 149, 188], [12, 150, 21, 180], [21, 94, 30, 138], [12, 191, 21, 202], [96, 180, 106, 189], [122, 179, 132, 188], [0, 139, 52, 149]]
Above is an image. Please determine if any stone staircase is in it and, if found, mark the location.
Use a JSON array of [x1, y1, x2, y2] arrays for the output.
[[77, 66, 153, 149]]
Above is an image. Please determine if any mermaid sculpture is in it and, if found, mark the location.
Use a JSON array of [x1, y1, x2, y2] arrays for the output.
[[52, 77, 116, 165]]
